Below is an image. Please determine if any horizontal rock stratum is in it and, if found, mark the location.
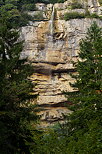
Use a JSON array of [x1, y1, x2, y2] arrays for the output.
[[20, 0, 102, 126]]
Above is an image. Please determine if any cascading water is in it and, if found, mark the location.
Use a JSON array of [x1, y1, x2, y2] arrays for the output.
[[46, 5, 64, 53], [50, 5, 55, 36], [49, 5, 55, 42]]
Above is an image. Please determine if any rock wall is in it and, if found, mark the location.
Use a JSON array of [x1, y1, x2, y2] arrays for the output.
[[20, 0, 102, 126]]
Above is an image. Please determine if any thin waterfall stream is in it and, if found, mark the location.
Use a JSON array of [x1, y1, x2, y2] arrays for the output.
[[49, 5, 55, 42]]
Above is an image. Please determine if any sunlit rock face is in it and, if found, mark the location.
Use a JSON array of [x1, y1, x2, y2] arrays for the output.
[[20, 0, 102, 126]]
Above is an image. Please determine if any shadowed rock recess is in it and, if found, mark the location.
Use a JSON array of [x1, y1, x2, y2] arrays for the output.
[[20, 0, 102, 126]]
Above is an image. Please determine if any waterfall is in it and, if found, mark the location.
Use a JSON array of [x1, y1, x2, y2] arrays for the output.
[[49, 5, 55, 39]]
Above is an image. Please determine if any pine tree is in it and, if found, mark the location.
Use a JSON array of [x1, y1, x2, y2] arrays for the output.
[[0, 14, 38, 154], [62, 22, 102, 153]]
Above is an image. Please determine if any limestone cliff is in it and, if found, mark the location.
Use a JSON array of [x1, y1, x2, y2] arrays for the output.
[[20, 0, 102, 126]]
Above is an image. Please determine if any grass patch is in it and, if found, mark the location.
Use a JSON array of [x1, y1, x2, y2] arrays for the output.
[[64, 12, 85, 20], [63, 11, 102, 21], [71, 2, 83, 9]]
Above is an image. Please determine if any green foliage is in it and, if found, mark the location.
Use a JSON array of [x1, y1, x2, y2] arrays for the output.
[[64, 12, 85, 20], [63, 11, 102, 21], [71, 2, 83, 9], [90, 13, 99, 18], [22, 3, 36, 11], [4, 0, 37, 10], [49, 0, 65, 4], [0, 15, 39, 153], [0, 4, 21, 28], [0, 3, 34, 28], [85, 11, 99, 19], [31, 128, 67, 154], [18, 12, 33, 27], [39, 0, 66, 4], [33, 12, 44, 21], [63, 22, 102, 153], [5, 0, 19, 6], [0, 0, 35, 28], [99, 0, 102, 5]]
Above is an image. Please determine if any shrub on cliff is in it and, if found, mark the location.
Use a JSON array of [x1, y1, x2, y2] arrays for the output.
[[63, 11, 102, 21], [33, 12, 44, 21], [71, 2, 83, 9], [64, 12, 85, 20]]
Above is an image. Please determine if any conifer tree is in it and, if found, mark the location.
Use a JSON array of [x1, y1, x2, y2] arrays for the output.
[[0, 14, 38, 154], [63, 22, 102, 153]]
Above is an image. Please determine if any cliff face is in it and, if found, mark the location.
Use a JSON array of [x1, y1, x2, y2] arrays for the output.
[[20, 0, 102, 125]]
